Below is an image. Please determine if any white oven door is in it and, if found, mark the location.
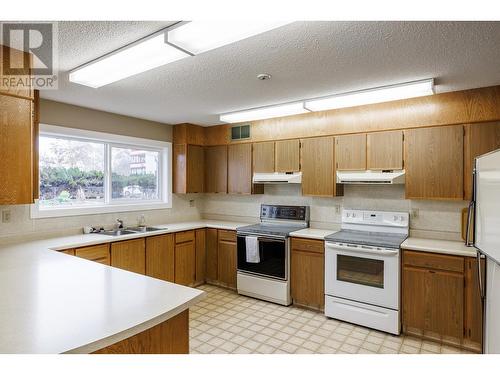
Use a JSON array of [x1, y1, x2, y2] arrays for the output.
[[325, 242, 400, 310]]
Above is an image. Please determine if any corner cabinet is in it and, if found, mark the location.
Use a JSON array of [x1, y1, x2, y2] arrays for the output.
[[402, 250, 483, 353], [300, 136, 343, 197], [404, 125, 464, 200]]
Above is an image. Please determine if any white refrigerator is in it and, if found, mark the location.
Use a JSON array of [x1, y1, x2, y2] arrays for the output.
[[467, 148, 500, 353]]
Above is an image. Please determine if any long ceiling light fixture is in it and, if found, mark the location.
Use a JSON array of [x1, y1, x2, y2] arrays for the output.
[[219, 102, 310, 123], [304, 79, 435, 112], [69, 22, 293, 88], [219, 79, 434, 123]]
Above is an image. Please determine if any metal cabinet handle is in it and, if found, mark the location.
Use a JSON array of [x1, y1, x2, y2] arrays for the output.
[[465, 200, 475, 247], [477, 252, 485, 300]]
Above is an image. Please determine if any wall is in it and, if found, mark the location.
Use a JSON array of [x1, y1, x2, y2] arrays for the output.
[[200, 184, 467, 241], [40, 99, 172, 141], [0, 100, 199, 242]]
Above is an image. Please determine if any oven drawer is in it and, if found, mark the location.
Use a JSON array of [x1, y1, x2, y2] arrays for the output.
[[403, 250, 464, 273], [291, 238, 324, 254], [325, 295, 400, 335]]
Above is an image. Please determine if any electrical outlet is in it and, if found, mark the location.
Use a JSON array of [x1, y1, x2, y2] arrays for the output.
[[411, 209, 419, 219], [2, 210, 11, 223], [189, 199, 195, 207]]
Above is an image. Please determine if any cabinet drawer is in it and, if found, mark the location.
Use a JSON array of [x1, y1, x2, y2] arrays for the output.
[[218, 230, 236, 243], [75, 244, 110, 265], [291, 238, 324, 254], [175, 230, 195, 244], [403, 250, 464, 273]]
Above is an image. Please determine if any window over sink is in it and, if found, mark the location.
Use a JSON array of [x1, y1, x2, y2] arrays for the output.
[[31, 124, 172, 218]]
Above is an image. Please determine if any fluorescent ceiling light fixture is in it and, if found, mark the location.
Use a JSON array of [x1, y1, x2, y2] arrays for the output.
[[220, 102, 309, 123], [304, 79, 435, 111], [167, 21, 293, 54], [69, 33, 190, 88]]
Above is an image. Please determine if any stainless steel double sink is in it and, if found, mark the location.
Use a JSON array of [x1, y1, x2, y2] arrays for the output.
[[96, 226, 164, 236]]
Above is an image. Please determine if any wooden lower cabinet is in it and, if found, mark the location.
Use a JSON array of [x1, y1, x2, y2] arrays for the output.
[[206, 228, 218, 282], [291, 238, 325, 310], [145, 234, 175, 282], [111, 239, 146, 274], [75, 244, 110, 265], [195, 229, 206, 285], [59, 249, 75, 256], [402, 250, 482, 352], [93, 309, 189, 354], [217, 230, 237, 289], [175, 231, 196, 286]]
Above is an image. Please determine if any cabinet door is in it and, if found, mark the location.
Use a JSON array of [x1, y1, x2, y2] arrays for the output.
[[187, 145, 205, 193], [367, 130, 403, 170], [403, 266, 464, 339], [0, 46, 34, 100], [195, 229, 206, 284], [60, 249, 75, 256], [175, 241, 196, 286], [404, 125, 464, 200], [253, 142, 275, 173], [0, 94, 34, 205], [464, 257, 484, 351], [335, 134, 367, 170], [205, 145, 227, 193], [291, 239, 324, 310], [218, 239, 237, 288], [146, 234, 175, 282], [75, 244, 110, 265], [275, 139, 300, 172], [206, 228, 218, 281], [301, 136, 338, 197], [464, 122, 500, 200], [111, 239, 146, 274], [228, 143, 252, 194]]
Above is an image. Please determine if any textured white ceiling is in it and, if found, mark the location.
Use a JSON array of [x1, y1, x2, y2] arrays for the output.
[[41, 21, 500, 125]]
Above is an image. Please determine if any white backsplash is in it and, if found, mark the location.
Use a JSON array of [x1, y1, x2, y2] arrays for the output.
[[0, 194, 202, 242], [200, 184, 468, 241], [0, 185, 468, 243]]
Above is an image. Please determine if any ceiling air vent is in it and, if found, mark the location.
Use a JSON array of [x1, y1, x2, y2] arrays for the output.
[[231, 125, 251, 141]]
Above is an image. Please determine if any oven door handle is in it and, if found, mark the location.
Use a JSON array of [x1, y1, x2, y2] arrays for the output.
[[326, 242, 399, 256]]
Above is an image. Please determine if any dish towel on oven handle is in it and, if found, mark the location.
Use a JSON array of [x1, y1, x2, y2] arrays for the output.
[[245, 236, 260, 263]]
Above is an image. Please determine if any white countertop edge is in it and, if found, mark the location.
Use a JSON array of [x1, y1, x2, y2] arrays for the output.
[[65, 290, 206, 354], [401, 238, 476, 258]]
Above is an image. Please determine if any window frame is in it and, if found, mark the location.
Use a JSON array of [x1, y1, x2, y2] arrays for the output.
[[31, 124, 172, 219]]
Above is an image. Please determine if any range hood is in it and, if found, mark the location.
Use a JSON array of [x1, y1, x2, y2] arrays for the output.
[[336, 170, 405, 184], [252, 172, 302, 184]]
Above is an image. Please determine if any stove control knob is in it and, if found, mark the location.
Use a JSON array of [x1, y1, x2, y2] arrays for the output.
[[393, 215, 398, 221]]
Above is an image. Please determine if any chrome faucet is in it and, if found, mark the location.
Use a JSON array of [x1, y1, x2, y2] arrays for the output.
[[115, 218, 124, 230]]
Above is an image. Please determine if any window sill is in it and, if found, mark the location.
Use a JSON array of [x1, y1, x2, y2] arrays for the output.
[[30, 201, 173, 219]]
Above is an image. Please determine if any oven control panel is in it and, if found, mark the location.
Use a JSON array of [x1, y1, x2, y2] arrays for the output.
[[260, 205, 309, 221], [342, 209, 409, 227]]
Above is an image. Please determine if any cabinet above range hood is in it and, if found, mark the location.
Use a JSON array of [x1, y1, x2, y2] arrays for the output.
[[252, 172, 302, 184], [336, 170, 405, 184]]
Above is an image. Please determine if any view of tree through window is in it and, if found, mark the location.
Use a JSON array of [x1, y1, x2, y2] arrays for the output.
[[39, 136, 105, 207], [111, 147, 159, 201]]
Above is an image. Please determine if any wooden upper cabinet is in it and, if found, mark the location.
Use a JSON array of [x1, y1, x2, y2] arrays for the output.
[[75, 244, 110, 265], [0, 45, 34, 100], [404, 125, 464, 200], [0, 94, 34, 205], [111, 239, 146, 274], [301, 136, 341, 197], [275, 139, 300, 172], [146, 234, 175, 282], [253, 142, 275, 173], [464, 122, 500, 200], [335, 134, 367, 170], [227, 143, 252, 194], [173, 144, 204, 194], [205, 145, 227, 193], [367, 130, 403, 170]]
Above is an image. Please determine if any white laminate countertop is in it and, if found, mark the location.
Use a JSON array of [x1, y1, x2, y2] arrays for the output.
[[401, 237, 476, 257], [289, 228, 337, 240], [0, 220, 249, 354]]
